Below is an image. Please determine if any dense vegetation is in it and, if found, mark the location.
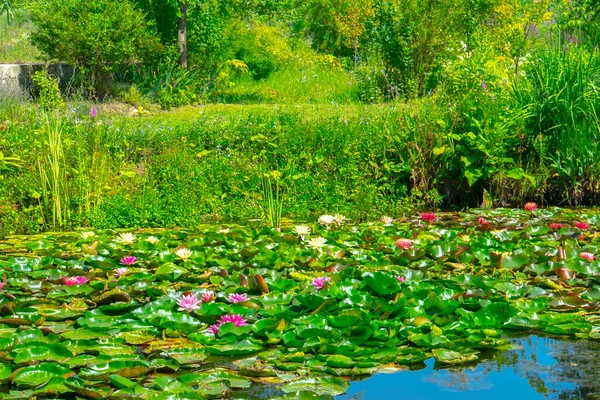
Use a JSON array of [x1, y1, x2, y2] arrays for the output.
[[1, 0, 600, 233]]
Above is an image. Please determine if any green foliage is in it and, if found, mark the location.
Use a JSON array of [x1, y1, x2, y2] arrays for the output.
[[31, 70, 64, 111], [29, 0, 163, 97], [0, 7, 41, 63]]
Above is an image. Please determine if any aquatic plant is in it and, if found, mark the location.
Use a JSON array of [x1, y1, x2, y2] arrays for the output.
[[178, 293, 201, 312]]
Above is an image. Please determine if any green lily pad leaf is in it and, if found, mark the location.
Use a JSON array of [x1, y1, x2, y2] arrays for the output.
[[362, 272, 400, 296], [155, 262, 188, 281], [432, 348, 478, 364], [11, 363, 71, 387], [282, 376, 349, 396], [109, 374, 138, 389], [179, 370, 252, 388], [325, 355, 355, 368], [64, 377, 113, 399], [207, 339, 262, 356]]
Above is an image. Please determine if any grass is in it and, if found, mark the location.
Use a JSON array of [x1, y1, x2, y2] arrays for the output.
[[0, 9, 41, 63]]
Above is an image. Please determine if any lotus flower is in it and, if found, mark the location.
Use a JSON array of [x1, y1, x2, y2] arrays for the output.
[[524, 202, 537, 212], [575, 221, 589, 230], [421, 213, 435, 224], [549, 223, 563, 230], [63, 276, 88, 286], [115, 233, 136, 245], [114, 268, 128, 277], [219, 314, 248, 327], [478, 216, 489, 227], [333, 214, 346, 226], [89, 106, 97, 118], [145, 236, 160, 245], [175, 247, 192, 260], [580, 252, 595, 262], [395, 239, 412, 250], [208, 314, 249, 334], [202, 291, 215, 303], [380, 216, 394, 225], [307, 236, 327, 251], [293, 225, 311, 240], [120, 256, 137, 265], [318, 215, 335, 226], [80, 231, 95, 239], [228, 293, 248, 304], [178, 293, 201, 312], [208, 324, 221, 335], [312, 276, 331, 290], [396, 276, 406, 283]]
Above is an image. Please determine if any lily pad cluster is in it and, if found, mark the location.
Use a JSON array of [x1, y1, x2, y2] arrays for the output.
[[0, 207, 600, 398]]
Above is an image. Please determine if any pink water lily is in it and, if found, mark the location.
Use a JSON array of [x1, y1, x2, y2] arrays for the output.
[[524, 202, 537, 212], [580, 252, 595, 262], [575, 221, 590, 230], [114, 268, 128, 277], [178, 293, 201, 312], [549, 223, 563, 230], [228, 293, 248, 304], [395, 239, 412, 250], [63, 276, 88, 286], [421, 213, 435, 224], [396, 276, 406, 283], [0, 274, 5, 291], [120, 256, 137, 265], [478, 216, 489, 227], [208, 314, 248, 334], [312, 276, 331, 290], [202, 291, 215, 303]]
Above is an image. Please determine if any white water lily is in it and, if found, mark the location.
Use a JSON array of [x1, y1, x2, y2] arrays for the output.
[[380, 216, 394, 225], [115, 232, 136, 245], [333, 214, 346, 226], [145, 236, 160, 245], [318, 215, 335, 226], [218, 228, 230, 234], [293, 225, 311, 240], [175, 247, 193, 260], [307, 236, 327, 251], [80, 231, 95, 240]]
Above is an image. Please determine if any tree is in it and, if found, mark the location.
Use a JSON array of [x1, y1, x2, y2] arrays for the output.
[[178, 1, 189, 69], [29, 0, 163, 98]]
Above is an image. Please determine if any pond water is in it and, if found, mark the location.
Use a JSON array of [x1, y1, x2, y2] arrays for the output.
[[338, 335, 600, 400]]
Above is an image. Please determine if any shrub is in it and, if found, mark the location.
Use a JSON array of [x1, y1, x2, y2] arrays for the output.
[[29, 0, 163, 98], [31, 70, 65, 110]]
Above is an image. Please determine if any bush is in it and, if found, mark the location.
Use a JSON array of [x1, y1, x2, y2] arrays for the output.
[[31, 70, 65, 110], [29, 0, 163, 98]]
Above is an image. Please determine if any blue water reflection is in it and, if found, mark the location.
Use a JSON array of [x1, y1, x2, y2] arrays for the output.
[[338, 336, 598, 400]]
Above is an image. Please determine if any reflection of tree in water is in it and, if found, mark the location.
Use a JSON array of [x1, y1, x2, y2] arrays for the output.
[[422, 335, 600, 399]]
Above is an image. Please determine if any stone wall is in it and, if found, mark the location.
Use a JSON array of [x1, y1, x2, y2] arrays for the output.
[[0, 64, 74, 98]]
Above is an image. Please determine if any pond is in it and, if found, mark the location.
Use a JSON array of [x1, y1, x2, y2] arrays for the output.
[[339, 335, 600, 400], [0, 207, 599, 398]]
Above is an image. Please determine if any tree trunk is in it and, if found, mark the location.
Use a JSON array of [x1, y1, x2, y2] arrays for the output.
[[178, 1, 188, 69]]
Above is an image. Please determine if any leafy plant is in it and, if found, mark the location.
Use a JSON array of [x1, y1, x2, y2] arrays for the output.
[[31, 70, 65, 111], [29, 0, 163, 98]]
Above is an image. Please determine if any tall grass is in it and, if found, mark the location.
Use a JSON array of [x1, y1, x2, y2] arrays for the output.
[[510, 44, 600, 204], [38, 118, 70, 230], [261, 172, 283, 229]]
